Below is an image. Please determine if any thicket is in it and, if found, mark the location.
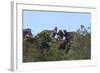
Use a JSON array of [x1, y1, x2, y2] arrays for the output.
[[23, 25, 91, 62]]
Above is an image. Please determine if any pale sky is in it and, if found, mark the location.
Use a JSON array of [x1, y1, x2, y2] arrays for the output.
[[23, 10, 91, 35]]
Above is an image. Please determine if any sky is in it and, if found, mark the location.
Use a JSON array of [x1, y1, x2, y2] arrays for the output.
[[23, 10, 91, 35]]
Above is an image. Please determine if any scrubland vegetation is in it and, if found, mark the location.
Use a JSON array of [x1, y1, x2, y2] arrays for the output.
[[23, 25, 91, 62]]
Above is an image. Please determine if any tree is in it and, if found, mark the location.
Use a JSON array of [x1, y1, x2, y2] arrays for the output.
[[67, 25, 91, 60]]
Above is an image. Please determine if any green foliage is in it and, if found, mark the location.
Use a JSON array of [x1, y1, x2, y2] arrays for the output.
[[23, 25, 91, 62], [67, 25, 91, 60], [36, 32, 51, 42]]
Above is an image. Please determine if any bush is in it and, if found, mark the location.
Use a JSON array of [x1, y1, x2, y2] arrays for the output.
[[67, 25, 91, 60], [23, 25, 91, 62]]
